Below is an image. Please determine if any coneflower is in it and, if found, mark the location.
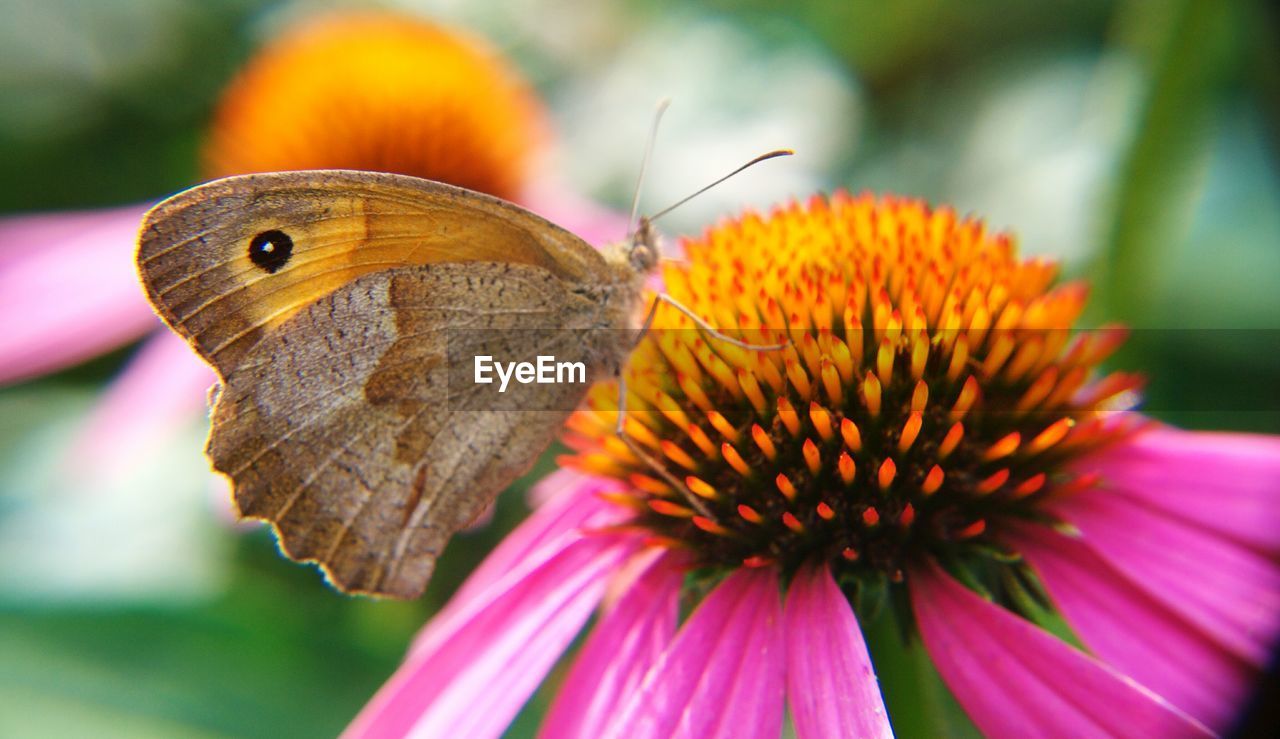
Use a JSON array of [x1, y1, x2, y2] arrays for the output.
[[350, 193, 1280, 738], [202, 11, 547, 202]]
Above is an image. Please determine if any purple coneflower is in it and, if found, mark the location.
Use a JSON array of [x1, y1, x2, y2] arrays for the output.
[[348, 193, 1280, 738]]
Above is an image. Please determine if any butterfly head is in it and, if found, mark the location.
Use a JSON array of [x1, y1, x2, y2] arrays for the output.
[[627, 215, 661, 274]]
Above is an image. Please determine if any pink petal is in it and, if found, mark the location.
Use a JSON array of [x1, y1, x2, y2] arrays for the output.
[[527, 466, 599, 508], [1048, 487, 1280, 667], [345, 530, 638, 739], [539, 549, 684, 739], [521, 183, 628, 248], [0, 203, 158, 384], [784, 563, 891, 739], [910, 559, 1211, 738], [0, 206, 144, 267], [68, 331, 214, 483], [604, 567, 786, 739], [440, 469, 626, 617], [1007, 524, 1253, 732], [1076, 427, 1280, 555]]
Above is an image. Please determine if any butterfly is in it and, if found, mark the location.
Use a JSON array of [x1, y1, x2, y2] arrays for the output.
[[137, 149, 790, 598], [136, 169, 667, 598]]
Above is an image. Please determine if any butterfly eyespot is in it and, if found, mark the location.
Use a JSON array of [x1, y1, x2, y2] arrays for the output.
[[248, 230, 294, 273]]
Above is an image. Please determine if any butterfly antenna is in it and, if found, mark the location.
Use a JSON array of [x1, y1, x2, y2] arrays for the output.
[[649, 149, 794, 223], [628, 98, 671, 238]]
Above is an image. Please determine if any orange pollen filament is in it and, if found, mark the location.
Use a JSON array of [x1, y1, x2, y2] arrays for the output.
[[564, 192, 1143, 580]]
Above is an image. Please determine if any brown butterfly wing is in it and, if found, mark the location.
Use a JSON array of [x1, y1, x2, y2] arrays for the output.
[[136, 170, 627, 598], [136, 170, 607, 375], [208, 263, 602, 598]]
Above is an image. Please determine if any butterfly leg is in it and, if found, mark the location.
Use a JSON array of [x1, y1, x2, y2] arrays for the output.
[[651, 293, 789, 351], [611, 294, 788, 521], [614, 371, 714, 519], [611, 293, 717, 517]]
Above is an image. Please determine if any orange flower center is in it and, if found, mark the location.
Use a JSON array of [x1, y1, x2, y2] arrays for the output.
[[202, 11, 547, 201], [564, 193, 1142, 585]]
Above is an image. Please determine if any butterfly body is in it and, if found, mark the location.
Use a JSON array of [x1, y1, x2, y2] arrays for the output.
[[138, 170, 651, 597]]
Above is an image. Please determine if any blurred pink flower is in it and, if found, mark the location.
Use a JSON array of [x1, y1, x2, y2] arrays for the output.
[[0, 11, 624, 484], [0, 204, 216, 486], [0, 204, 160, 384]]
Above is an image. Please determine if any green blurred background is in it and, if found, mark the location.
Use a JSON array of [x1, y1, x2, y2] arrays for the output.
[[1, 0, 1277, 736]]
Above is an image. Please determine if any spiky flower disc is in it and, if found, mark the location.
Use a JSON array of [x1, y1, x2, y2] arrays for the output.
[[202, 11, 547, 200], [564, 192, 1143, 592]]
